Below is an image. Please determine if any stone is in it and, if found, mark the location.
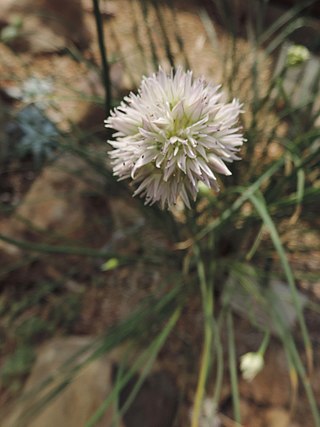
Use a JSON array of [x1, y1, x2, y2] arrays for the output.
[[0, 154, 111, 256], [120, 369, 178, 427], [264, 407, 290, 427], [239, 398, 253, 421], [2, 337, 178, 427], [2, 337, 124, 427], [1, 0, 90, 53]]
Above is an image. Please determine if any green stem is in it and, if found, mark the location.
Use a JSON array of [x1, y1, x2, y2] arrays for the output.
[[92, 0, 112, 114], [115, 306, 182, 424], [249, 191, 313, 374], [191, 244, 213, 427], [196, 158, 284, 241], [0, 233, 145, 265], [258, 331, 270, 356], [271, 305, 320, 427], [85, 306, 181, 427], [227, 311, 241, 424], [212, 316, 224, 406]]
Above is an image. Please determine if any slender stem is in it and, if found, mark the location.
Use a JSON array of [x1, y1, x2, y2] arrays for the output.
[[92, 0, 112, 114], [250, 191, 313, 374], [115, 306, 182, 423], [196, 158, 284, 241], [258, 330, 270, 356], [287, 336, 320, 425], [227, 311, 241, 424], [139, 0, 158, 70], [85, 306, 181, 427], [271, 307, 320, 427], [152, 0, 174, 67], [0, 233, 142, 264], [212, 313, 224, 405], [191, 244, 213, 427]]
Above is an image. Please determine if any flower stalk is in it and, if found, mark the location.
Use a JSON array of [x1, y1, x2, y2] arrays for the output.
[[92, 0, 112, 114], [191, 243, 214, 427]]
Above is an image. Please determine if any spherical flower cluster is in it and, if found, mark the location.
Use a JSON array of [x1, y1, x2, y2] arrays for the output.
[[105, 67, 245, 209], [240, 352, 264, 382]]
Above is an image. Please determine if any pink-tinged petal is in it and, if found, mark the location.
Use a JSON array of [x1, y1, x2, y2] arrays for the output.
[[208, 154, 232, 176], [197, 158, 216, 180], [131, 150, 157, 179], [180, 185, 191, 209]]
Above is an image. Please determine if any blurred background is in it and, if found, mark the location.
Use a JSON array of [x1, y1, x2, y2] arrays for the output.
[[0, 1, 319, 426]]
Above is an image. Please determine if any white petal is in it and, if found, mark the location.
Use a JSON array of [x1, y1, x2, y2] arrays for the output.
[[208, 154, 232, 175], [131, 150, 157, 179]]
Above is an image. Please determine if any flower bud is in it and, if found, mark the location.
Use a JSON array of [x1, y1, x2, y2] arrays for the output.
[[286, 45, 310, 67], [240, 352, 264, 382]]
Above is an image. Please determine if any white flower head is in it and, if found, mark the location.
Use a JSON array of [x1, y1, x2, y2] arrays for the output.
[[105, 67, 245, 209], [240, 352, 264, 382]]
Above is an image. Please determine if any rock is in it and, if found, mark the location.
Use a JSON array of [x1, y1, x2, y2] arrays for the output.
[[2, 337, 178, 427], [238, 403, 291, 427], [1, 0, 90, 53], [239, 398, 254, 421], [0, 153, 111, 256], [240, 345, 291, 407], [2, 336, 125, 427], [120, 370, 178, 427], [264, 407, 290, 427]]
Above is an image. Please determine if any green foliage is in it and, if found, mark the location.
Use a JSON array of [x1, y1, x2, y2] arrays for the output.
[[0, 15, 23, 44], [48, 295, 81, 331], [0, 346, 35, 392], [0, 281, 82, 396], [15, 317, 54, 344]]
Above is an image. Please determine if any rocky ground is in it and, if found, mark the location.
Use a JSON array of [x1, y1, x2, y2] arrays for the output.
[[0, 1, 320, 426]]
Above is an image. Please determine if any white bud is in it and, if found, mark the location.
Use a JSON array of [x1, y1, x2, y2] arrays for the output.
[[240, 352, 264, 382]]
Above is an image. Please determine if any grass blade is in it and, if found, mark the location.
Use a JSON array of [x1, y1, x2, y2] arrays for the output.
[[227, 311, 241, 424], [249, 191, 313, 373]]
